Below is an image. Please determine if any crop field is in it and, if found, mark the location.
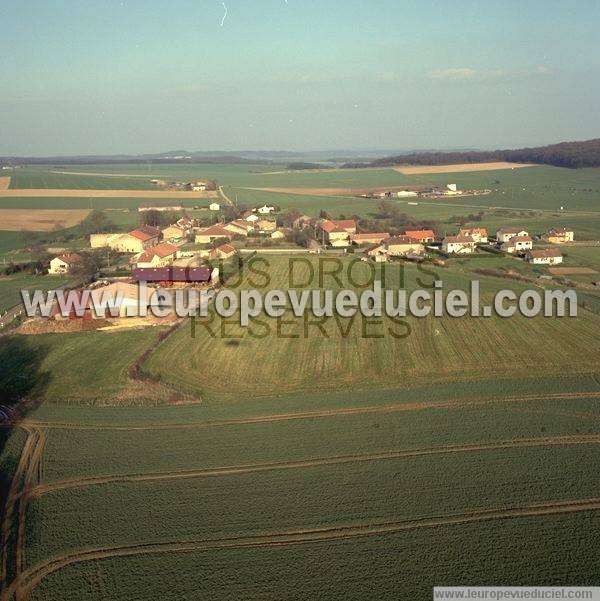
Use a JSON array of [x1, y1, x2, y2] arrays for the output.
[[0, 209, 90, 232], [8, 169, 158, 191], [1, 375, 599, 600], [143, 256, 600, 400], [0, 177, 10, 190]]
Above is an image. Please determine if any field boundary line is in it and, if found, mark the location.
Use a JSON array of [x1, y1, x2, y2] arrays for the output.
[[8, 497, 600, 601], [30, 434, 600, 496], [23, 390, 600, 431]]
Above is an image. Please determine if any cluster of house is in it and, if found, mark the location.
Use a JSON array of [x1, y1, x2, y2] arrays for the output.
[[194, 206, 283, 244], [314, 218, 435, 260], [438, 226, 573, 264]]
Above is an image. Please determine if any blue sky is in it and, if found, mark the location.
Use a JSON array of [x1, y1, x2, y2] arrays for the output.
[[1, 0, 599, 155]]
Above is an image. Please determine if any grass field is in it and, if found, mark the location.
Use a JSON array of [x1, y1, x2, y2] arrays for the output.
[[0, 274, 69, 313], [0, 375, 598, 600], [1, 329, 164, 403], [143, 256, 600, 400]]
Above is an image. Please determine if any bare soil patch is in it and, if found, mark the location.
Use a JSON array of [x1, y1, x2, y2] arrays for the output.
[[394, 162, 535, 175], [0, 177, 10, 190], [0, 209, 90, 231], [549, 267, 599, 275]]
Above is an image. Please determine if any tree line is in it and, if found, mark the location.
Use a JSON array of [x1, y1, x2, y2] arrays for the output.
[[343, 138, 600, 169]]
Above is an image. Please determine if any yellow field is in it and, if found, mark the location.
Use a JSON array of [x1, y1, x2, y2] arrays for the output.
[[0, 176, 11, 190], [394, 162, 535, 175], [0, 209, 90, 231]]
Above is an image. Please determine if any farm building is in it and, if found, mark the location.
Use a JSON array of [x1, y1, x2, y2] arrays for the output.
[[542, 227, 574, 243], [90, 226, 161, 253], [257, 204, 276, 214], [496, 227, 529, 243], [525, 248, 563, 265], [317, 219, 357, 247], [52, 284, 167, 319], [224, 220, 253, 235], [385, 236, 424, 256], [442, 235, 475, 255], [350, 232, 390, 246], [270, 230, 286, 240], [501, 235, 533, 254], [209, 202, 221, 211], [135, 242, 179, 268], [208, 243, 237, 260], [404, 229, 435, 243], [132, 266, 217, 287], [161, 225, 186, 241], [396, 190, 418, 197], [48, 253, 83, 274], [138, 201, 184, 212], [459, 228, 488, 243], [195, 224, 233, 244]]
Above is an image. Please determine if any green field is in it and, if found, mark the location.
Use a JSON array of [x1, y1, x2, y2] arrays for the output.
[[0, 375, 598, 600], [2, 161, 600, 600], [0, 274, 69, 313], [1, 329, 164, 404], [144, 256, 600, 400]]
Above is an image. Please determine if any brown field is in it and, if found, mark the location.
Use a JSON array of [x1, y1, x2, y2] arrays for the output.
[[394, 162, 535, 175], [0, 189, 217, 198], [549, 267, 599, 275], [0, 177, 11, 190], [0, 209, 90, 231]]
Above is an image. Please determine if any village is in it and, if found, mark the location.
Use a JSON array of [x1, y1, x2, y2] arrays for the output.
[[34, 188, 578, 329]]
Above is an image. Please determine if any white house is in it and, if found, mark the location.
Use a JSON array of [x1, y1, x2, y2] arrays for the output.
[[501, 235, 533, 254], [442, 235, 475, 254], [209, 202, 221, 211], [496, 227, 529, 244], [48, 253, 83, 274], [526, 248, 563, 265], [257, 204, 276, 214]]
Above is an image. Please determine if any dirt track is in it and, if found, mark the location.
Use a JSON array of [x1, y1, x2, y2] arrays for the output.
[[24, 390, 600, 431], [0, 177, 10, 190], [394, 162, 535, 174], [8, 497, 600, 601], [0, 425, 45, 593], [0, 189, 217, 198], [32, 434, 600, 496], [0, 209, 90, 231]]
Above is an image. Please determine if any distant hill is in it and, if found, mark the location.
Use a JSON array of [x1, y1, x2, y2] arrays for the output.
[[346, 139, 600, 170]]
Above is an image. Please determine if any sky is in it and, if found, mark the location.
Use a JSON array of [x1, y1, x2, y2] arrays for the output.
[[1, 0, 600, 155]]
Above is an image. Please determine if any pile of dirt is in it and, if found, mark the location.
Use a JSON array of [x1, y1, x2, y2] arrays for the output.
[[17, 318, 112, 335]]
